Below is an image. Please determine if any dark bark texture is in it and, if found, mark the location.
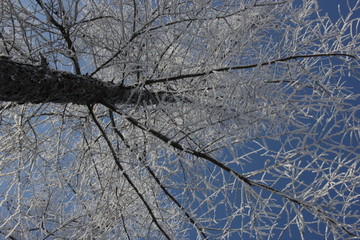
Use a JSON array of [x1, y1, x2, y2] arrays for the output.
[[0, 56, 182, 105]]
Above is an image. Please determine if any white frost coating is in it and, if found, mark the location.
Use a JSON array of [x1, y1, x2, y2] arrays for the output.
[[0, 0, 359, 239]]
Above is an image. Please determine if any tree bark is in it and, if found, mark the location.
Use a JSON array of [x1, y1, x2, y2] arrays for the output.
[[0, 57, 181, 105]]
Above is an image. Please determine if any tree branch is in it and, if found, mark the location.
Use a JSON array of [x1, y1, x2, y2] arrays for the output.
[[108, 111, 208, 239], [142, 53, 356, 86], [88, 105, 172, 240]]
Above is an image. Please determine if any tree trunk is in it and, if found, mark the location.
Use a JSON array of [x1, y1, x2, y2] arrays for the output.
[[0, 57, 180, 105]]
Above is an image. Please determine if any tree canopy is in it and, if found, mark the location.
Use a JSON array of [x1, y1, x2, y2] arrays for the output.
[[0, 0, 359, 239]]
